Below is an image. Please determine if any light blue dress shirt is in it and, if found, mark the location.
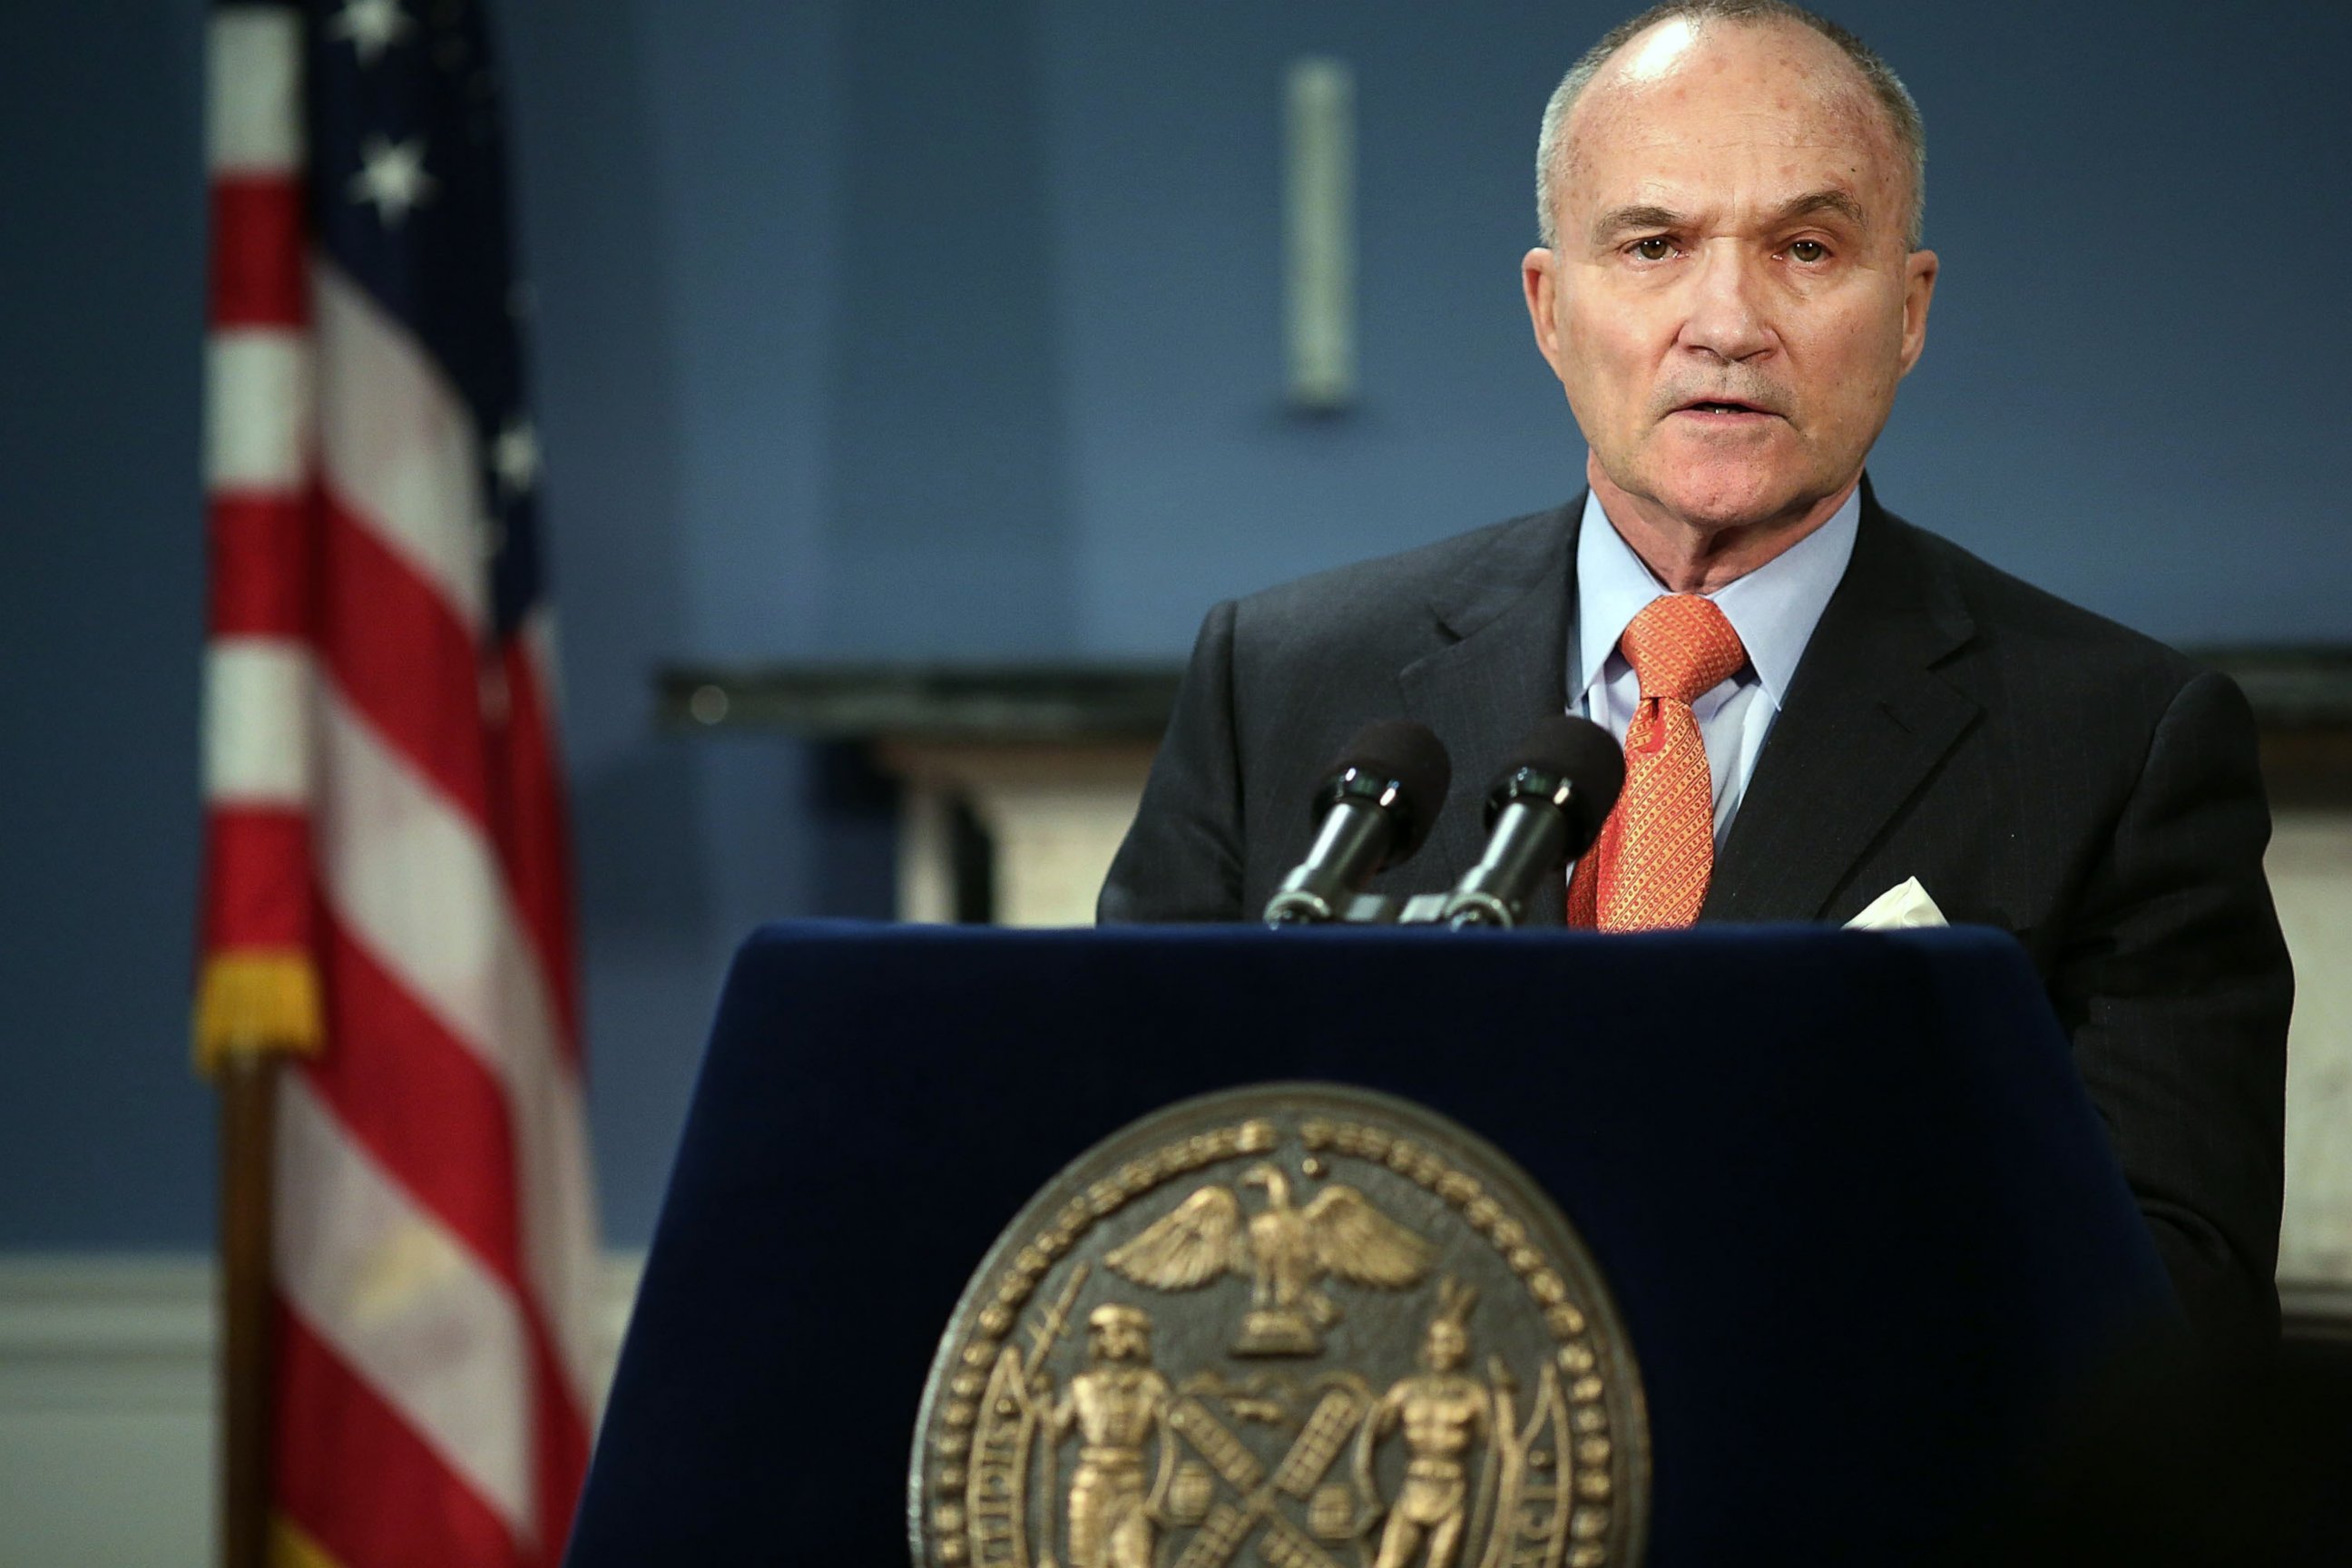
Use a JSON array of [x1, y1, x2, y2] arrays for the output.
[[1568, 486, 1861, 854]]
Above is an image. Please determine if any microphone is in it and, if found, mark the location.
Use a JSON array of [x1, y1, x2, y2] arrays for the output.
[[1441, 716, 1625, 929], [1263, 720, 1452, 926]]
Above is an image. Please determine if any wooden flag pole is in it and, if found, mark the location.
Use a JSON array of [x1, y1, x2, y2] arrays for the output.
[[197, 951, 319, 1568], [218, 1051, 279, 1568]]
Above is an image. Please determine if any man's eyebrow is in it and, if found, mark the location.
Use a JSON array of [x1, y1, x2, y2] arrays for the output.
[[1588, 204, 1685, 244], [1585, 191, 1872, 246], [1770, 189, 1870, 230]]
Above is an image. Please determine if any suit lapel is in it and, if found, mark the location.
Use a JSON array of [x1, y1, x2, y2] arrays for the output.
[[1397, 504, 1579, 921], [1377, 491, 1973, 927], [1703, 489, 1981, 924]]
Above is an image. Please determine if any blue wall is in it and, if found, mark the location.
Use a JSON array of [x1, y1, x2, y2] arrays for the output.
[[3, 1, 2346, 1250]]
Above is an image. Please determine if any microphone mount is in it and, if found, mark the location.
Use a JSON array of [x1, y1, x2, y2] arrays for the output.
[[1445, 765, 1582, 928], [1436, 716, 1623, 930], [1262, 720, 1451, 926], [1264, 767, 1419, 926]]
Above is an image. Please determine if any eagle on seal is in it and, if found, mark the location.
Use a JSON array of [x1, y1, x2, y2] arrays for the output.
[[1103, 1161, 1435, 1356]]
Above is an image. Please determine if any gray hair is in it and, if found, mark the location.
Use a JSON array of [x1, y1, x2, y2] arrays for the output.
[[1535, 0, 1926, 250]]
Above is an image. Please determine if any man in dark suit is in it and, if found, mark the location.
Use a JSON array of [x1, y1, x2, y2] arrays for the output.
[[1099, 0, 2291, 1352]]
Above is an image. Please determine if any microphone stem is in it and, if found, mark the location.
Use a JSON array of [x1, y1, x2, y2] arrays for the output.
[[1263, 800, 1393, 926]]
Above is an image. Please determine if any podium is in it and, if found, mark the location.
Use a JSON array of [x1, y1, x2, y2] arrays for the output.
[[566, 923, 2175, 1565]]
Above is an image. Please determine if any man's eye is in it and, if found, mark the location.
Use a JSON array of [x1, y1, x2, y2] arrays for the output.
[[1632, 237, 1675, 260], [1788, 240, 1828, 263]]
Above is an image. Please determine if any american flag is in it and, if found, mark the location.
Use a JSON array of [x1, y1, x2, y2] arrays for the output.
[[198, 2, 599, 1563]]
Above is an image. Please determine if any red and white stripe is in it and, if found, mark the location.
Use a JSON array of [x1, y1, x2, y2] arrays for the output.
[[202, 8, 598, 1566]]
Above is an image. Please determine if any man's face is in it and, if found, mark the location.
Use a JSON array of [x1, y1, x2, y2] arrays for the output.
[[1093, 1319, 1147, 1364], [1423, 1320, 1467, 1371], [1524, 18, 1937, 534]]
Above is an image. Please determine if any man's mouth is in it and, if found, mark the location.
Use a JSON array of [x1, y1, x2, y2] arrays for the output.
[[1672, 397, 1777, 417]]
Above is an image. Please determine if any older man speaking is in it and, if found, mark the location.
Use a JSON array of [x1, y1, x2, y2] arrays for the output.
[[1100, 0, 2291, 1352]]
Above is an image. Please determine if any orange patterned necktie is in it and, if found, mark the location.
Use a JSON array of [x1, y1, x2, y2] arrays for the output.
[[1566, 593, 1748, 931]]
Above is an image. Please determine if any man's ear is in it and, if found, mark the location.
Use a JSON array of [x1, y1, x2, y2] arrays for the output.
[[1897, 247, 1938, 377], [1523, 248, 1570, 384]]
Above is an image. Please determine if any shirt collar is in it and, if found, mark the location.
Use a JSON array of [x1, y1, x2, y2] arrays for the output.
[[1573, 484, 1861, 710]]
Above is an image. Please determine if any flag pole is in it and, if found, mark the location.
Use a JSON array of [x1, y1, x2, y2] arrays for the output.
[[217, 1051, 278, 1568], [197, 950, 319, 1568]]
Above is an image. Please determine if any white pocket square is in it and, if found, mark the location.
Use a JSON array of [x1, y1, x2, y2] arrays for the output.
[[1844, 876, 1947, 930]]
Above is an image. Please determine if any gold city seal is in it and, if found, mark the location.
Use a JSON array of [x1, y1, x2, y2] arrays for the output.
[[910, 1084, 1650, 1568]]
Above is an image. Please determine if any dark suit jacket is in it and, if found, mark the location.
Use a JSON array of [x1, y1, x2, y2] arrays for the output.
[[1100, 482, 2293, 1349]]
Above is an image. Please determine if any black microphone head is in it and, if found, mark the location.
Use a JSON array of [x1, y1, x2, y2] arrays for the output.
[[1485, 715, 1625, 858], [1317, 719, 1453, 866]]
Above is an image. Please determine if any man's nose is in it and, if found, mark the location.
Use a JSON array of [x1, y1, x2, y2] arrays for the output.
[[1676, 244, 1774, 362]]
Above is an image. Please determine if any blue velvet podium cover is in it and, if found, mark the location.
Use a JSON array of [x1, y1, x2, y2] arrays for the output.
[[566, 923, 2174, 1566]]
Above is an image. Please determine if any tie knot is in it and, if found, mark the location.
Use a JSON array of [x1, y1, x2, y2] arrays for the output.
[[1620, 593, 1746, 703]]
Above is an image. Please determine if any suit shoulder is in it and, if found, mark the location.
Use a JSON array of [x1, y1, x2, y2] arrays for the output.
[[1888, 512, 2207, 693], [1226, 505, 1572, 650]]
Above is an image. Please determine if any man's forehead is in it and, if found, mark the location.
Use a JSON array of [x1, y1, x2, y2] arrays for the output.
[[1606, 14, 1710, 86], [1584, 13, 1861, 100], [1563, 21, 1901, 218], [1569, 18, 1894, 171]]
